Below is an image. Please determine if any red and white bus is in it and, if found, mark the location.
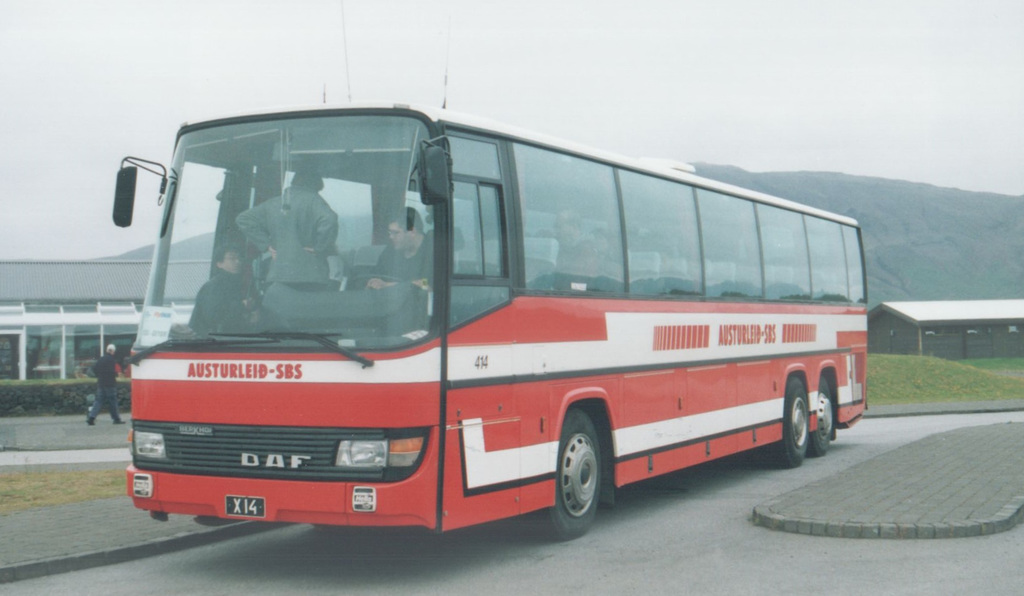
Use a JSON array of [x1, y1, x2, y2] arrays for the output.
[[114, 103, 866, 539]]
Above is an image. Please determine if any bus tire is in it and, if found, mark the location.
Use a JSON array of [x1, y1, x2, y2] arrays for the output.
[[549, 409, 601, 541], [808, 377, 833, 458], [776, 377, 809, 469]]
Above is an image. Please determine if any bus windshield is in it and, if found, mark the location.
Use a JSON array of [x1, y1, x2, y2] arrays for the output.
[[136, 114, 436, 351]]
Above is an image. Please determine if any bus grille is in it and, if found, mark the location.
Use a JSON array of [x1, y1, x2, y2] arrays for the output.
[[132, 421, 414, 482]]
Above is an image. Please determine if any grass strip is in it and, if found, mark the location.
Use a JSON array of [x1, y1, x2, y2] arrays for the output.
[[0, 469, 124, 515], [868, 354, 1024, 405]]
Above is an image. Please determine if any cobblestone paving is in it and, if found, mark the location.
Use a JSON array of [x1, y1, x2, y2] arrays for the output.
[[753, 422, 1024, 538]]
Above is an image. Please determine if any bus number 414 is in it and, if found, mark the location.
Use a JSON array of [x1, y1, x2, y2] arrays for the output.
[[474, 355, 489, 370]]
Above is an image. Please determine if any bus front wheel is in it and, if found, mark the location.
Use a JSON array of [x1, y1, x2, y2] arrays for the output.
[[549, 409, 600, 541]]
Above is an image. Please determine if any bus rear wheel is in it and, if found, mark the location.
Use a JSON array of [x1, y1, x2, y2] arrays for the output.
[[775, 377, 808, 469], [549, 409, 600, 541], [808, 378, 833, 458]]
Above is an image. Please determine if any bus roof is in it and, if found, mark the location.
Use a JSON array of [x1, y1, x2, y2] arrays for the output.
[[181, 102, 859, 228]]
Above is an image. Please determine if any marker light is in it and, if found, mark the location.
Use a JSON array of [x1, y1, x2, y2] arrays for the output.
[[387, 437, 425, 467]]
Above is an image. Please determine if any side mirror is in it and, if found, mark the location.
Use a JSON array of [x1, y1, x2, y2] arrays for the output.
[[113, 166, 138, 228], [420, 144, 451, 205]]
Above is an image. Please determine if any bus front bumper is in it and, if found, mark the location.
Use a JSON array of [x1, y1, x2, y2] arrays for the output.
[[126, 465, 437, 529]]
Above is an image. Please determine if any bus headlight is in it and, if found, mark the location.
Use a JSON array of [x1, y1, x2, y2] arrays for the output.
[[334, 437, 426, 469], [134, 431, 167, 459], [335, 440, 388, 468]]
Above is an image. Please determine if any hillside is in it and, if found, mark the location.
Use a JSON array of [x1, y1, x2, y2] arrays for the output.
[[694, 164, 1024, 306]]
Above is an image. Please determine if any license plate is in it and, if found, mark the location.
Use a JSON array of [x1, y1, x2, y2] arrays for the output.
[[225, 495, 265, 518]]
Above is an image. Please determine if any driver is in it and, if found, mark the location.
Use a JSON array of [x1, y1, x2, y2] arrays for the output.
[[366, 207, 432, 291]]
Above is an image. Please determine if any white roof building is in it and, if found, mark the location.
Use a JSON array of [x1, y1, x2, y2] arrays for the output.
[[868, 300, 1024, 360], [874, 300, 1024, 324]]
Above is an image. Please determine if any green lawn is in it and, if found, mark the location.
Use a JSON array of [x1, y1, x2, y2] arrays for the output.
[[868, 354, 1024, 405], [960, 358, 1024, 372]]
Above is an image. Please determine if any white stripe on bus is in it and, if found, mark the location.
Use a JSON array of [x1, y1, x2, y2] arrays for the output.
[[460, 399, 784, 491]]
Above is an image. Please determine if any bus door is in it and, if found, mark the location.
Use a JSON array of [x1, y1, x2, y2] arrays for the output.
[[442, 134, 518, 530]]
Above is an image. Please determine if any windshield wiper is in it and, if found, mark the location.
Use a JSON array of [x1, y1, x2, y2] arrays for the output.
[[213, 332, 375, 368], [125, 337, 279, 366]]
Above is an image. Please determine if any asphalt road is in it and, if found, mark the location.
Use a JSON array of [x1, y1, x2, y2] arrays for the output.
[[8, 411, 1024, 596]]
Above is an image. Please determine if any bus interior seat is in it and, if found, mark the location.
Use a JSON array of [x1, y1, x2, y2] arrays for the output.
[[347, 244, 386, 281], [628, 250, 661, 281], [524, 237, 559, 277]]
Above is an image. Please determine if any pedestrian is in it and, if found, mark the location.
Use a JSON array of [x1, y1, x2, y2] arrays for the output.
[[87, 344, 125, 425]]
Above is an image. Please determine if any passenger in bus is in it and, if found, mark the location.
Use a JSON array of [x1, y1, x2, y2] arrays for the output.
[[189, 244, 250, 336], [235, 169, 339, 289], [366, 207, 432, 291], [552, 210, 582, 272], [553, 209, 621, 288]]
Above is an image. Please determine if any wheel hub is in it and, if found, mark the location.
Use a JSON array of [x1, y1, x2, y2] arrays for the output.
[[560, 434, 598, 517]]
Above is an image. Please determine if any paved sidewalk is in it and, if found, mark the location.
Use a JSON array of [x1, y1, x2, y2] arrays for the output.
[[0, 415, 281, 583], [3, 402, 1024, 583], [752, 421, 1024, 538], [0, 499, 278, 583]]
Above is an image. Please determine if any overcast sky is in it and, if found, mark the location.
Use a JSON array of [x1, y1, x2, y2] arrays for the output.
[[2, 0, 1022, 261]]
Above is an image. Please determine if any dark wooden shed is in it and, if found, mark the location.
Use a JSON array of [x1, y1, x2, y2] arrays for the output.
[[868, 300, 1024, 360]]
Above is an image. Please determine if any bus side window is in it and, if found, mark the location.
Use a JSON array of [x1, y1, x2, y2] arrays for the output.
[[697, 189, 763, 299], [619, 170, 702, 297], [449, 136, 511, 327], [806, 217, 849, 302], [758, 204, 811, 301], [843, 225, 866, 303], [513, 144, 624, 292]]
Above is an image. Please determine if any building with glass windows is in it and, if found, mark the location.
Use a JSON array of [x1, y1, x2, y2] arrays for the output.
[[0, 261, 153, 380]]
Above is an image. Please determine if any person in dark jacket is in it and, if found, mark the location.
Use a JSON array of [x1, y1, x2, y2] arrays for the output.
[[235, 169, 338, 288], [366, 208, 432, 291], [190, 245, 249, 336], [87, 344, 123, 425]]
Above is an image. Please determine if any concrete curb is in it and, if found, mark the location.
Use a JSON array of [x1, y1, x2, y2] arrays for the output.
[[0, 521, 281, 584], [751, 495, 1024, 539]]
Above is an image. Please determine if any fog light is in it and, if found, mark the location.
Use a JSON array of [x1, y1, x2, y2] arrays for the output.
[[133, 473, 154, 498], [352, 486, 376, 512]]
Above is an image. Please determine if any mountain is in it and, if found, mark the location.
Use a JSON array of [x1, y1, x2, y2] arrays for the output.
[[693, 164, 1024, 307], [97, 233, 214, 262]]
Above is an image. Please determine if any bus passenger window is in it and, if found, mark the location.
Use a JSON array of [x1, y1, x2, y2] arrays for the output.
[[757, 204, 811, 301], [513, 144, 624, 292], [697, 189, 763, 299], [843, 225, 865, 304], [806, 217, 849, 302], [619, 170, 702, 296]]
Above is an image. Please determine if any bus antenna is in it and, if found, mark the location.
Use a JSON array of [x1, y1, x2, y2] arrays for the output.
[[442, 15, 451, 109], [341, 0, 353, 102]]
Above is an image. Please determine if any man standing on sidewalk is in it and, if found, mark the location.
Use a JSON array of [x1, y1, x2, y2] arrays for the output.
[[87, 344, 124, 425]]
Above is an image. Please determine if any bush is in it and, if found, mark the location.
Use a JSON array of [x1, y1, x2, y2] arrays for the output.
[[0, 379, 131, 416]]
